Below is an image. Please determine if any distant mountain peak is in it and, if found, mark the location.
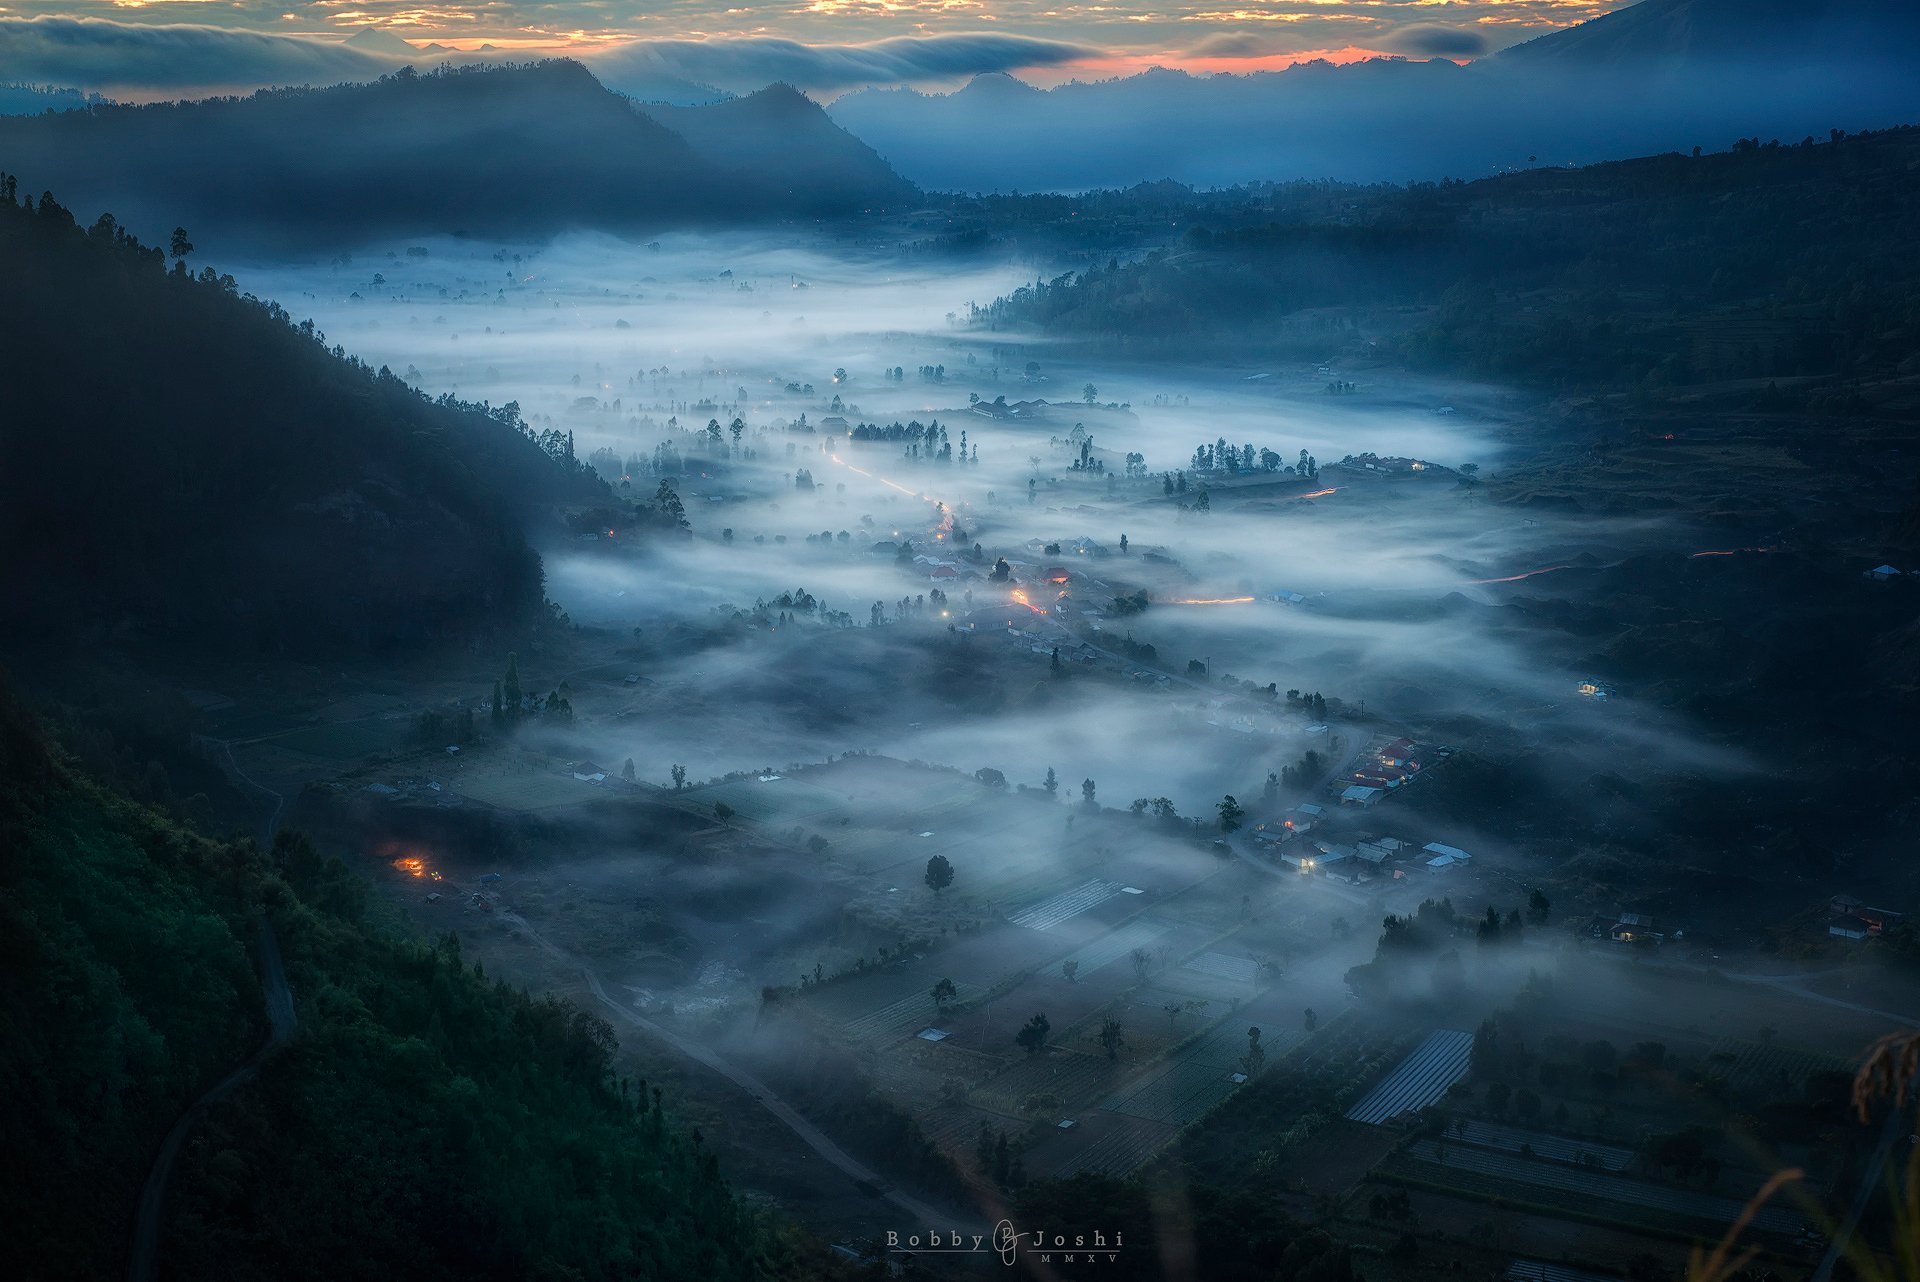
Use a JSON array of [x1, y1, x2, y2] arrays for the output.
[[958, 72, 1040, 98], [342, 26, 421, 58]]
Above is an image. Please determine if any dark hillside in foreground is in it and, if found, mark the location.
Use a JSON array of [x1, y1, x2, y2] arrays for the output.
[[0, 685, 838, 1281], [0, 182, 609, 656], [0, 60, 915, 246]]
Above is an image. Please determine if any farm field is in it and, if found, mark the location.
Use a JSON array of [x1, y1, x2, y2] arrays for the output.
[[1387, 1140, 1808, 1236], [1347, 1029, 1475, 1124]]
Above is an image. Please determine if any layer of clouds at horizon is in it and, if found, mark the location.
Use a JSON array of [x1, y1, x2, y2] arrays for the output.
[[1, 2, 1621, 98]]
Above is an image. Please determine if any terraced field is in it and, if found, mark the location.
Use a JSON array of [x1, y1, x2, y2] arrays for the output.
[[833, 982, 989, 1041], [1052, 917, 1170, 978], [1707, 1035, 1850, 1093], [1390, 1141, 1806, 1236], [1452, 1121, 1635, 1171], [972, 1048, 1119, 1114], [1346, 1029, 1474, 1124], [1011, 879, 1124, 930], [1184, 951, 1259, 983], [1101, 1057, 1241, 1126], [1050, 1115, 1181, 1178]]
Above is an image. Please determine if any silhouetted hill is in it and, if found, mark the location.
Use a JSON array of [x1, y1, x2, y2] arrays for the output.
[[0, 60, 915, 246], [976, 126, 1920, 391], [1496, 0, 1920, 67], [829, 0, 1920, 191], [0, 182, 621, 657], [650, 83, 914, 213]]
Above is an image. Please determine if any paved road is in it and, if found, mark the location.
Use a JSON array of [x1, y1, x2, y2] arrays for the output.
[[499, 908, 974, 1234], [128, 746, 297, 1282]]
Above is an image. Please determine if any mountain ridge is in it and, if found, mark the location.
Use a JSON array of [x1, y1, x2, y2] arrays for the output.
[[0, 60, 916, 246]]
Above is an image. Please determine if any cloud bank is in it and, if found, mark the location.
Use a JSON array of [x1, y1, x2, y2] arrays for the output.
[[1388, 24, 1493, 58], [0, 17, 1095, 101], [0, 17, 397, 97], [584, 33, 1098, 95]]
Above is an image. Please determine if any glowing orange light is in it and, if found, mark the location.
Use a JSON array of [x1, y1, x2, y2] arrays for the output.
[[1295, 487, 1340, 500], [1467, 565, 1570, 585], [1009, 589, 1047, 615], [392, 855, 428, 878], [1174, 596, 1256, 606]]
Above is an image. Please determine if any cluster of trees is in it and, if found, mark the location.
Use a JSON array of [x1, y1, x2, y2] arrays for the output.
[[846, 418, 980, 464], [1186, 439, 1319, 480], [488, 653, 573, 727]]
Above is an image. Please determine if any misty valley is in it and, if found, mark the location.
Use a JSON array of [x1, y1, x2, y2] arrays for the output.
[[5, 5, 1920, 1282]]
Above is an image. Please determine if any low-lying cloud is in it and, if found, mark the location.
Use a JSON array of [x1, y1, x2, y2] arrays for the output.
[[1388, 24, 1492, 58], [585, 33, 1098, 95], [0, 17, 1096, 101], [0, 17, 396, 97]]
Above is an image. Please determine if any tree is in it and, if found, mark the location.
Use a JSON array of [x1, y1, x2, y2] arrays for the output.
[[1527, 887, 1551, 924], [1081, 778, 1096, 806], [1304, 1007, 1318, 1032], [1083, 382, 1098, 404], [976, 766, 1007, 790], [932, 977, 957, 1010], [1471, 1018, 1501, 1078], [654, 478, 688, 529], [502, 652, 522, 720], [1217, 795, 1244, 832], [670, 763, 686, 790], [1130, 946, 1153, 982], [925, 854, 955, 895], [1098, 1017, 1125, 1060], [169, 226, 193, 260], [1061, 959, 1079, 983], [1043, 767, 1058, 795], [1241, 1025, 1266, 1077], [1016, 1013, 1051, 1056], [621, 758, 636, 783], [713, 802, 733, 823]]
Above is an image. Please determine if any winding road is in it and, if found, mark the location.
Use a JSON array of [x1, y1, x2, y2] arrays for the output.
[[127, 743, 297, 1282]]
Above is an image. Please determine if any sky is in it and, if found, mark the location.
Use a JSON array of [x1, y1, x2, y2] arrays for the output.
[[3, 2, 1630, 96]]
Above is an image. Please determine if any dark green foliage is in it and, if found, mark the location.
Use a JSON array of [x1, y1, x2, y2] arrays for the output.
[[924, 853, 954, 894], [0, 688, 839, 1281], [0, 187, 607, 656]]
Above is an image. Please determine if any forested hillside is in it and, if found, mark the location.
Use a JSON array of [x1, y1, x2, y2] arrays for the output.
[[0, 684, 840, 1281], [978, 126, 1920, 392], [0, 181, 616, 656]]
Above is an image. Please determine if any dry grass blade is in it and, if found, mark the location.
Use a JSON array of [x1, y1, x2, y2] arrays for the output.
[[1854, 1031, 1920, 1124], [1686, 1168, 1805, 1282]]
